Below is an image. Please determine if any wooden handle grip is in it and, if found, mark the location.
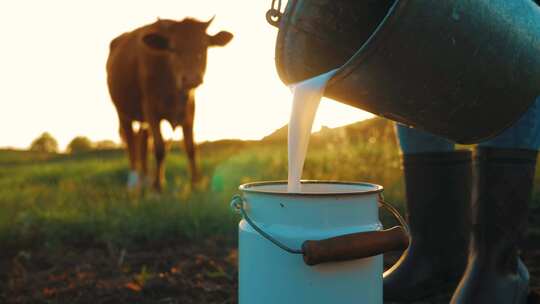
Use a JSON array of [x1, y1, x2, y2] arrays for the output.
[[301, 226, 409, 266]]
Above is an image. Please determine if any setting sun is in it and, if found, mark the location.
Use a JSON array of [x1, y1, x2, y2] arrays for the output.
[[0, 0, 371, 150]]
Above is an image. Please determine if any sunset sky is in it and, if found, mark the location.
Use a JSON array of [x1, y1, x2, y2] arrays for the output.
[[0, 0, 372, 150]]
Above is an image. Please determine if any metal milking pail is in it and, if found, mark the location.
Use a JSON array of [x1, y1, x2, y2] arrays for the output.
[[231, 181, 409, 304], [270, 0, 540, 144]]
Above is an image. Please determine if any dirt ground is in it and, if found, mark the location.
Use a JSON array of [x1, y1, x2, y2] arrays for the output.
[[2, 207, 540, 304]]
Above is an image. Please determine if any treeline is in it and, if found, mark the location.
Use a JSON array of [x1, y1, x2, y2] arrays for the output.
[[29, 132, 120, 154], [28, 118, 398, 155]]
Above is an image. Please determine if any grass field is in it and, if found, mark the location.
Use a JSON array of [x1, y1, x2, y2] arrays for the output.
[[1, 117, 540, 251], [2, 118, 540, 303]]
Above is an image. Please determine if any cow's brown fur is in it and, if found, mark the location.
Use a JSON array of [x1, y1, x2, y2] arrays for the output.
[[106, 18, 233, 191]]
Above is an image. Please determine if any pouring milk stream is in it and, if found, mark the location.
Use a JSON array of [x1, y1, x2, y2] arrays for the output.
[[287, 69, 338, 192], [236, 66, 410, 304]]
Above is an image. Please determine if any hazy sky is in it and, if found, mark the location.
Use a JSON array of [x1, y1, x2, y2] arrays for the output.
[[0, 0, 372, 150]]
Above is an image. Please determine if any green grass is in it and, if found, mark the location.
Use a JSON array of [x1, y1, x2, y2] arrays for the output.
[[1, 118, 539, 250], [0, 145, 244, 249]]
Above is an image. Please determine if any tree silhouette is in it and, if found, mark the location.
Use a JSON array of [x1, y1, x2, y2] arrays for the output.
[[67, 136, 93, 154], [29, 132, 59, 153], [95, 140, 118, 150]]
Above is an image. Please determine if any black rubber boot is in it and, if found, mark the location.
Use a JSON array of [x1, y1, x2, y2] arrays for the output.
[[383, 150, 472, 302], [451, 148, 538, 304]]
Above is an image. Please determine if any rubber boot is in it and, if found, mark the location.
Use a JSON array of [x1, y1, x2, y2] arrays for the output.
[[384, 150, 472, 301], [451, 148, 538, 304]]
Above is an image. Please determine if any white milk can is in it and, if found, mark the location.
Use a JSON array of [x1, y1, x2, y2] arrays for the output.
[[231, 181, 409, 304]]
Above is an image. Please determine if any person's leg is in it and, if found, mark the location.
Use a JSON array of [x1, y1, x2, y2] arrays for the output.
[[478, 97, 540, 151], [452, 97, 540, 304], [395, 124, 455, 154], [385, 124, 473, 301]]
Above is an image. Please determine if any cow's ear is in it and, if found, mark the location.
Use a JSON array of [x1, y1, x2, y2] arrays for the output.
[[209, 31, 233, 47], [142, 33, 170, 51]]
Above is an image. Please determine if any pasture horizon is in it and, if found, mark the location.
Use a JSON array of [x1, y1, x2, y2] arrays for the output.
[[0, 0, 372, 151]]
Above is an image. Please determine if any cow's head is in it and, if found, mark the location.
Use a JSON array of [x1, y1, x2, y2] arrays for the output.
[[142, 17, 233, 90]]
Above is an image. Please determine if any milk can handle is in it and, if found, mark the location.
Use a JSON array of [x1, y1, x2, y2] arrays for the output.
[[231, 195, 303, 254], [302, 194, 410, 266], [231, 194, 410, 266]]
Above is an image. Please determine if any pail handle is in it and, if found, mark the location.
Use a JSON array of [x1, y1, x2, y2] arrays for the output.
[[231, 194, 410, 266], [265, 0, 283, 27]]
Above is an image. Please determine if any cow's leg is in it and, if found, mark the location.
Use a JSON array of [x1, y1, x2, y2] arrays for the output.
[[182, 96, 199, 185], [149, 120, 166, 191], [182, 123, 199, 185], [119, 118, 139, 189], [138, 127, 150, 186]]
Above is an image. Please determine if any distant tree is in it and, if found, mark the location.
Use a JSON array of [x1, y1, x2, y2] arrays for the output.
[[29, 132, 59, 153], [95, 140, 119, 150], [67, 136, 93, 154]]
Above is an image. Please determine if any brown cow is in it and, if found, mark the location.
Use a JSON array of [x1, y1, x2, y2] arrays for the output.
[[106, 17, 233, 191]]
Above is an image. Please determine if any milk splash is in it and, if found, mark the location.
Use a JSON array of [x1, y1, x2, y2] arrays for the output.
[[287, 69, 338, 193]]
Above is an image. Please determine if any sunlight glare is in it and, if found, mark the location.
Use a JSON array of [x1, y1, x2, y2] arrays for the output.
[[0, 0, 371, 150]]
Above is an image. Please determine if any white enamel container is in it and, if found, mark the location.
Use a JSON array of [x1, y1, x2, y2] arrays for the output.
[[233, 181, 407, 304]]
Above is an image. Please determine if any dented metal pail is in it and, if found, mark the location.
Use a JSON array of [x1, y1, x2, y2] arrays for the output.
[[274, 0, 540, 144]]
